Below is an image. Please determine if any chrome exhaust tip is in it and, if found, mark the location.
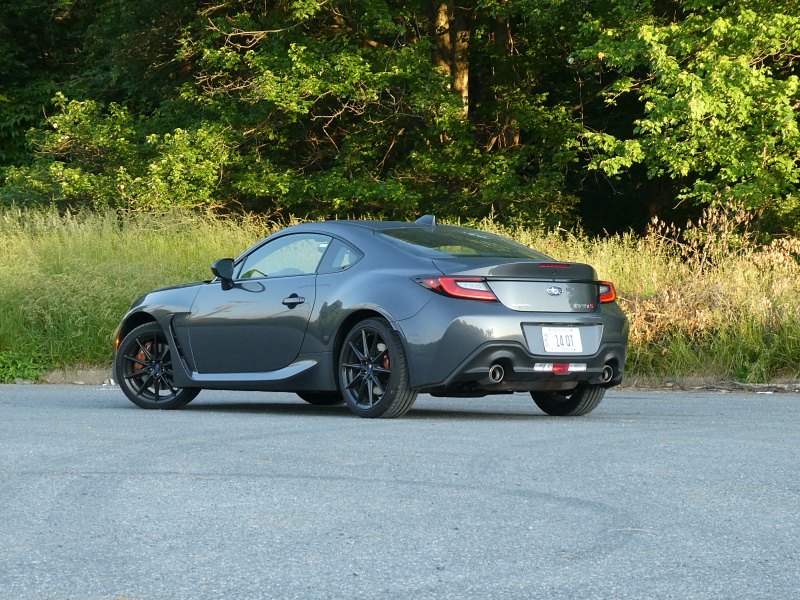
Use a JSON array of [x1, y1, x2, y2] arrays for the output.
[[601, 365, 614, 383], [488, 364, 505, 384]]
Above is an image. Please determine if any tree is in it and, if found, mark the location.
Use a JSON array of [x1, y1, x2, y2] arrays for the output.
[[577, 0, 800, 230], [0, 0, 90, 168], [4, 0, 799, 233], [151, 0, 583, 223]]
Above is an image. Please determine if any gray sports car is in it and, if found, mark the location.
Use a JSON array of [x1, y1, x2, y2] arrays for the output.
[[113, 216, 629, 417]]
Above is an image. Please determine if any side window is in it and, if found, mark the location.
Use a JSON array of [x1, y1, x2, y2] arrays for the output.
[[238, 234, 332, 279], [317, 239, 362, 274]]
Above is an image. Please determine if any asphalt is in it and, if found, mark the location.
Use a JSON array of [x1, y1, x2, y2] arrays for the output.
[[1, 385, 798, 599]]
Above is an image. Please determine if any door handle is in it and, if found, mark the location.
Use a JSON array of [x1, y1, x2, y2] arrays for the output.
[[282, 294, 305, 308]]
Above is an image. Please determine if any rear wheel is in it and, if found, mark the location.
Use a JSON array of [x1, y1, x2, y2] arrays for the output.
[[531, 384, 605, 417], [114, 322, 199, 409], [297, 391, 344, 406], [339, 318, 417, 418]]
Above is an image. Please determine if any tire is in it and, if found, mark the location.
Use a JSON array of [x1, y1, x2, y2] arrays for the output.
[[297, 391, 345, 406], [531, 384, 605, 417], [114, 322, 199, 409], [338, 318, 417, 418]]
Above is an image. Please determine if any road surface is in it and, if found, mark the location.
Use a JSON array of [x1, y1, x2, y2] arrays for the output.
[[1, 385, 798, 599]]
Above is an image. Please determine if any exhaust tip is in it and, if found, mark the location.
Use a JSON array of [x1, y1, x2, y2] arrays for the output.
[[489, 364, 505, 384], [601, 365, 614, 383]]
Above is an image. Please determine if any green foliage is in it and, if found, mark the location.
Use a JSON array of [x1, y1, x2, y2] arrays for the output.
[[0, 0, 587, 227], [202, 0, 585, 224], [2, 94, 233, 210], [1, 1, 800, 232], [578, 0, 800, 227], [0, 1, 71, 168], [0, 350, 48, 383]]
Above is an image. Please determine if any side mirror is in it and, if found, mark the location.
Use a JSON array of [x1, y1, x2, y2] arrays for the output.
[[211, 258, 235, 290]]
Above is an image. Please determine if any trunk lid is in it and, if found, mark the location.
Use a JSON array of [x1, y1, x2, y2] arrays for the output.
[[432, 259, 601, 313]]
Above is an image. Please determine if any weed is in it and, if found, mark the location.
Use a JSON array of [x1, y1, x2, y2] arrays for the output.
[[0, 350, 48, 383]]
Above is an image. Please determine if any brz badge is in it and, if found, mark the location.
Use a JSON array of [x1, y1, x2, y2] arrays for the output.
[[546, 286, 563, 296]]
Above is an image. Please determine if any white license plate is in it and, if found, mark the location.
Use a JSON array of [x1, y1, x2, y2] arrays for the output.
[[542, 327, 583, 353]]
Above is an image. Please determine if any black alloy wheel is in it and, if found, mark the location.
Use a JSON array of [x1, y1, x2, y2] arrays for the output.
[[114, 322, 199, 409], [531, 384, 605, 417], [338, 318, 417, 418]]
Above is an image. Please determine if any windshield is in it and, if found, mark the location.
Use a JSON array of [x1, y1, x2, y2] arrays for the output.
[[379, 226, 551, 260]]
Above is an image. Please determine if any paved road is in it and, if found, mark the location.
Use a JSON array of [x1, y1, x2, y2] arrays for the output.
[[1, 385, 798, 600]]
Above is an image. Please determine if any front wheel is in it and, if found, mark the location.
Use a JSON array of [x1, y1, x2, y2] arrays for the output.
[[114, 322, 199, 409], [531, 384, 605, 417], [339, 318, 417, 418]]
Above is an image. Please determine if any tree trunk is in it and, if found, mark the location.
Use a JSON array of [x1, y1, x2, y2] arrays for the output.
[[489, 15, 519, 149], [452, 4, 470, 116], [431, 2, 472, 117], [433, 2, 452, 78]]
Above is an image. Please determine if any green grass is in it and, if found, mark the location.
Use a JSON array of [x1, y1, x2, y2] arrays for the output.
[[0, 208, 283, 374], [1, 206, 799, 384]]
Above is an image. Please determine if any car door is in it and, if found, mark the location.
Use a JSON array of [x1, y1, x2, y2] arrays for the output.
[[186, 233, 332, 374]]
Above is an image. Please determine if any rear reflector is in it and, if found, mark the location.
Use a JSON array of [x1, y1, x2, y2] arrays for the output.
[[534, 363, 587, 374], [415, 276, 498, 301]]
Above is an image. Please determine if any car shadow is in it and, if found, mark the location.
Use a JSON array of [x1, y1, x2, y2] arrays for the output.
[[404, 408, 544, 421], [183, 399, 545, 420], [185, 401, 348, 416]]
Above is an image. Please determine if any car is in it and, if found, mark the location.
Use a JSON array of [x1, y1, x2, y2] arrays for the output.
[[113, 216, 629, 418]]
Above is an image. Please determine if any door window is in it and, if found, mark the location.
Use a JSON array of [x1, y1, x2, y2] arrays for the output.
[[238, 234, 332, 279]]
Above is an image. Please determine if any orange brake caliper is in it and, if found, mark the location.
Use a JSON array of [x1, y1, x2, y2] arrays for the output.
[[134, 342, 151, 371]]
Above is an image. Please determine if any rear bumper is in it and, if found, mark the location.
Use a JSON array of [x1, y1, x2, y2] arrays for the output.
[[396, 296, 629, 394], [417, 340, 627, 396]]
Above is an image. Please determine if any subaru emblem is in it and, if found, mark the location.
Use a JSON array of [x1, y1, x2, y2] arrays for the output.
[[546, 286, 563, 296]]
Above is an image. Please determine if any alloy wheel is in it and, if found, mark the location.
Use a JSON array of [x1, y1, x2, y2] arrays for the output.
[[114, 322, 198, 409], [341, 326, 392, 410]]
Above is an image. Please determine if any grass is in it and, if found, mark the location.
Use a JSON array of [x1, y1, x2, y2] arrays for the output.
[[1, 206, 799, 384], [0, 208, 283, 375]]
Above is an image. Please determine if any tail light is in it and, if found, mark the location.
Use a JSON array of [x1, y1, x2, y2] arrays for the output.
[[415, 276, 498, 301], [599, 282, 617, 303]]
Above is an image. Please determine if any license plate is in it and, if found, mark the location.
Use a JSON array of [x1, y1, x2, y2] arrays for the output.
[[542, 327, 583, 353]]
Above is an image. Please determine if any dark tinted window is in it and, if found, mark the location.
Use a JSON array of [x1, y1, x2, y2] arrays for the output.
[[379, 226, 550, 260]]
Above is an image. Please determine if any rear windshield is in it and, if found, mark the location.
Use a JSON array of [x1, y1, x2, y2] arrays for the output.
[[379, 226, 550, 260]]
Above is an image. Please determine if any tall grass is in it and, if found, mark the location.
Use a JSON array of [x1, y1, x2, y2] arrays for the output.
[[1, 206, 799, 384], [0, 208, 282, 372], [479, 208, 800, 384]]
